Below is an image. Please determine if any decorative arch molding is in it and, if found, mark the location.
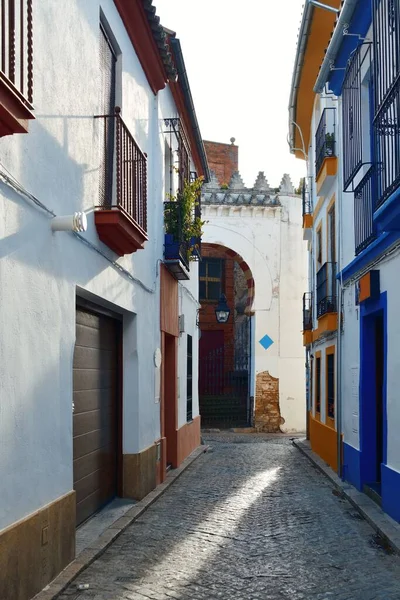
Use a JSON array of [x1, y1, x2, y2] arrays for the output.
[[202, 243, 255, 315]]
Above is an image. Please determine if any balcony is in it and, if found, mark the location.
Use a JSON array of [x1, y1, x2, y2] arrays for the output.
[[373, 76, 400, 232], [94, 108, 148, 256], [315, 262, 337, 340], [302, 292, 313, 346], [164, 202, 190, 280], [315, 108, 337, 197], [163, 175, 203, 281], [0, 0, 35, 137], [354, 167, 376, 255], [302, 180, 313, 241]]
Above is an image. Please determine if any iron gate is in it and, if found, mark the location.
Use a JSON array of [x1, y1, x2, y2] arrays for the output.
[[199, 318, 252, 428]]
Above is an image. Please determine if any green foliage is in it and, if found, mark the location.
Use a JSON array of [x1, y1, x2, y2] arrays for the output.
[[164, 175, 205, 261]]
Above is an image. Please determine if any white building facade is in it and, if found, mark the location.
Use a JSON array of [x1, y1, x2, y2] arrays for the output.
[[0, 1, 208, 598], [290, 0, 400, 523], [201, 169, 307, 433]]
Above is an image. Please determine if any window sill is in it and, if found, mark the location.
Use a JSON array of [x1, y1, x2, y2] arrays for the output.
[[0, 73, 34, 137]]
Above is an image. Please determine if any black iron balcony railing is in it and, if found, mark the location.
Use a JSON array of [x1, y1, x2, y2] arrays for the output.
[[96, 108, 147, 233], [342, 43, 372, 191], [354, 167, 376, 255], [0, 0, 33, 104], [315, 108, 336, 176], [316, 262, 337, 318], [374, 76, 400, 207], [302, 180, 312, 217], [303, 292, 313, 331]]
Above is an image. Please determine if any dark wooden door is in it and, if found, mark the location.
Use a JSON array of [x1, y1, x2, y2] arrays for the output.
[[199, 330, 224, 395], [73, 309, 119, 526]]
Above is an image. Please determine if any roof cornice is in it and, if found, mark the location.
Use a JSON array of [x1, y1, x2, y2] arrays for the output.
[[114, 0, 176, 95]]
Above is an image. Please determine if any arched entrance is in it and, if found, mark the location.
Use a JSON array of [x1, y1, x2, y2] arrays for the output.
[[199, 243, 255, 428]]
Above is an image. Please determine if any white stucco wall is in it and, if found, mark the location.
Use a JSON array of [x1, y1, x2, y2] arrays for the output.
[[202, 189, 307, 432], [0, 0, 199, 531]]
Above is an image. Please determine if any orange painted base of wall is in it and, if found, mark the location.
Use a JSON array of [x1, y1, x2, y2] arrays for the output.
[[177, 416, 201, 465], [309, 413, 338, 472]]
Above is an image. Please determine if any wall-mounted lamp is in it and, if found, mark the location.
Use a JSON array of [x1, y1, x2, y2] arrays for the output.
[[308, 0, 339, 13], [51, 212, 87, 233], [215, 294, 231, 324]]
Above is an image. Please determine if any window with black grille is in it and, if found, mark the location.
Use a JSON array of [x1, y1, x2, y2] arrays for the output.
[[186, 335, 193, 422], [199, 259, 223, 301], [342, 44, 372, 190], [327, 353, 335, 420], [373, 0, 400, 205], [99, 24, 116, 207], [316, 357, 321, 414]]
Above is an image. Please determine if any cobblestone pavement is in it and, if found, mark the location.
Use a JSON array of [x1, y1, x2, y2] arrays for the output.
[[60, 434, 400, 600]]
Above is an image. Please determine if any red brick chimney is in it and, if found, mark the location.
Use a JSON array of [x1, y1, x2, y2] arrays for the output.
[[203, 139, 238, 186]]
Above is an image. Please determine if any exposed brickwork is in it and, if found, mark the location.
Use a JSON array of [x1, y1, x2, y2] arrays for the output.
[[255, 371, 285, 432], [204, 140, 238, 186]]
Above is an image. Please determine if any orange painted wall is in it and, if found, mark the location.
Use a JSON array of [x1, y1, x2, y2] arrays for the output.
[[293, 0, 341, 157], [309, 413, 338, 471], [176, 416, 201, 465]]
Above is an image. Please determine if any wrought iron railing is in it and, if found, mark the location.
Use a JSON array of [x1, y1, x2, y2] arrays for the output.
[[316, 262, 337, 318], [164, 117, 190, 193], [303, 292, 313, 331], [354, 167, 376, 255], [302, 180, 312, 217], [0, 0, 33, 104], [374, 77, 400, 207], [373, 0, 400, 115], [315, 108, 336, 176], [96, 108, 147, 233], [342, 43, 372, 190], [372, 0, 400, 207]]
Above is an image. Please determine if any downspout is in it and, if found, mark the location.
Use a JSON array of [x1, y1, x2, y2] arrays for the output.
[[314, 0, 359, 93]]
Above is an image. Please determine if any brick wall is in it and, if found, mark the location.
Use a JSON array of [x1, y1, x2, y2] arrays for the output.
[[204, 141, 238, 186], [254, 371, 285, 432]]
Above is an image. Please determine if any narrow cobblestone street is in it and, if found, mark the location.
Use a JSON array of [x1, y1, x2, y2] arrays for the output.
[[60, 435, 400, 600]]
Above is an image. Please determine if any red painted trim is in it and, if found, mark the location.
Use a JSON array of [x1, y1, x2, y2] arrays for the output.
[[113, 0, 167, 95], [94, 209, 148, 256], [0, 74, 34, 137], [169, 81, 205, 178]]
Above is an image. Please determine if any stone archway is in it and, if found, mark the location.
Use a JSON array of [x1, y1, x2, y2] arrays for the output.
[[198, 243, 255, 428]]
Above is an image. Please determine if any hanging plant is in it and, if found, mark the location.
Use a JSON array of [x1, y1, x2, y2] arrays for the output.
[[164, 175, 206, 261]]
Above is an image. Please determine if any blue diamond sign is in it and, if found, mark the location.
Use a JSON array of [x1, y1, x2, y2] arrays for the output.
[[259, 334, 274, 351]]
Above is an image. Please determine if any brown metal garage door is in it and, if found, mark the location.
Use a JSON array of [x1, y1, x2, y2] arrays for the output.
[[73, 309, 119, 526]]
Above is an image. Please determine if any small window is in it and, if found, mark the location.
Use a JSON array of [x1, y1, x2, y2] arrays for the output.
[[317, 230, 322, 264], [199, 259, 223, 301], [328, 205, 336, 264], [316, 357, 321, 414], [327, 353, 335, 420], [187, 335, 193, 422]]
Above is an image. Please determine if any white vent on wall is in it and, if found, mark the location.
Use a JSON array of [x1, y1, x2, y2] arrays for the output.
[[178, 314, 185, 334]]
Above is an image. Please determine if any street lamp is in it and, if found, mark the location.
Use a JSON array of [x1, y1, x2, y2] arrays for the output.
[[215, 294, 231, 324]]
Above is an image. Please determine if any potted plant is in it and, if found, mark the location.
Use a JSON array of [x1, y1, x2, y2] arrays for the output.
[[164, 175, 205, 264], [325, 132, 335, 156]]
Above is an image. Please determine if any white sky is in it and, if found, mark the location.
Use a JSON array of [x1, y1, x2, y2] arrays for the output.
[[156, 0, 307, 189]]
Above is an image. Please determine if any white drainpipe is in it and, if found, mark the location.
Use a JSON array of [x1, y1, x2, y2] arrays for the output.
[[314, 0, 359, 94]]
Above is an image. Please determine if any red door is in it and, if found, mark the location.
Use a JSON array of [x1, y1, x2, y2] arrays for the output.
[[199, 330, 224, 395]]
